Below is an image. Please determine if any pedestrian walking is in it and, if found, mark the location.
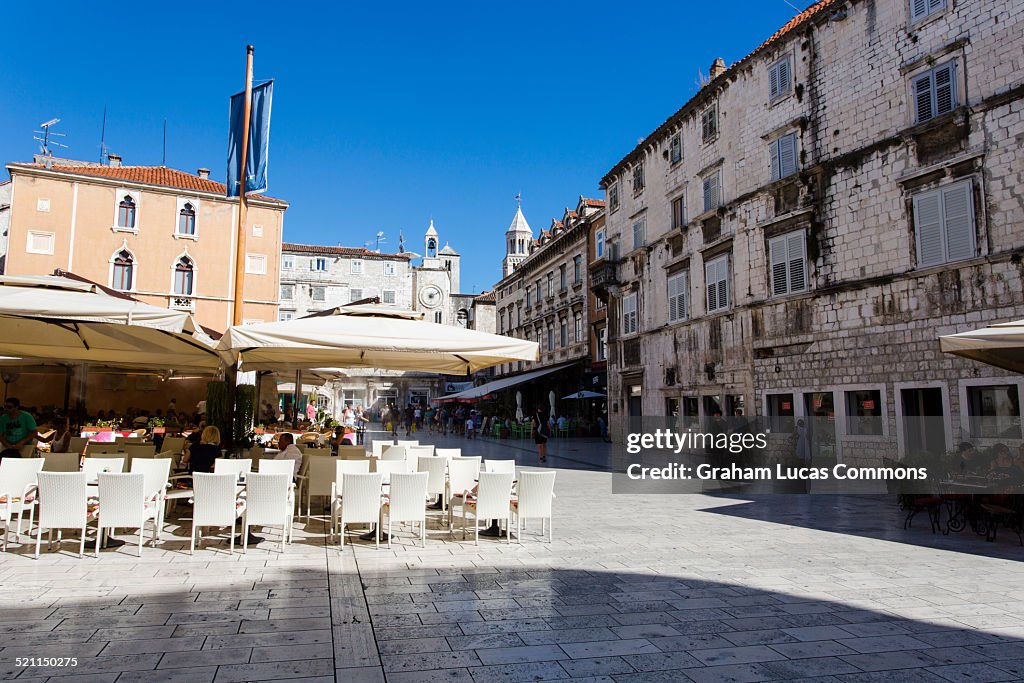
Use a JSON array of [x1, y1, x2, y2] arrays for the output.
[[531, 406, 549, 463]]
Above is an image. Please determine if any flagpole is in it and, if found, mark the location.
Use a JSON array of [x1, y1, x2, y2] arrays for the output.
[[232, 45, 254, 327]]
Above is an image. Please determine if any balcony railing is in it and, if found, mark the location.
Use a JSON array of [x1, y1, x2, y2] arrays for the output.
[[589, 260, 618, 298], [170, 296, 195, 311]]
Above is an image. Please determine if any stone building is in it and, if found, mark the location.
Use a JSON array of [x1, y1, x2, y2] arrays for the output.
[[598, 0, 1024, 461], [492, 198, 605, 418], [282, 221, 495, 416]]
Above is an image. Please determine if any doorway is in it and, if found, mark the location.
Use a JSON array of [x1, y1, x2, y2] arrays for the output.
[[628, 384, 643, 417], [803, 391, 836, 461], [901, 387, 946, 457]]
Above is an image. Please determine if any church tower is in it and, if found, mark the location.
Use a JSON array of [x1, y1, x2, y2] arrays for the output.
[[502, 204, 533, 277]]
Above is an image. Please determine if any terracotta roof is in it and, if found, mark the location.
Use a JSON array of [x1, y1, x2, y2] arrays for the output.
[[602, 0, 837, 184], [581, 197, 605, 207], [475, 290, 496, 303], [11, 162, 287, 205], [282, 243, 412, 260]]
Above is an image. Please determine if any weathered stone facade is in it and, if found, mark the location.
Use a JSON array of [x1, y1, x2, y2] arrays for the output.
[[599, 0, 1024, 461]]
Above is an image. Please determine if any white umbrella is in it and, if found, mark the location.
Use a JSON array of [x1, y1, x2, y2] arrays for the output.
[[939, 319, 1024, 373], [219, 304, 538, 374], [562, 390, 606, 400], [0, 275, 221, 371]]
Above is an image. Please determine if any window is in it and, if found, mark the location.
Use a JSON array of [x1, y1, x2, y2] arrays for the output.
[[117, 195, 136, 229], [911, 0, 946, 23], [252, 223, 263, 237], [701, 104, 718, 143], [632, 217, 646, 250], [595, 229, 606, 259], [667, 272, 689, 322], [914, 180, 975, 268], [559, 264, 567, 291], [282, 255, 294, 270], [382, 289, 396, 304], [632, 164, 645, 193], [702, 171, 721, 213], [112, 250, 134, 291], [499, 311, 506, 334], [766, 393, 795, 434], [573, 255, 582, 284], [609, 183, 620, 212], [845, 389, 883, 436], [535, 280, 541, 304], [560, 318, 568, 346], [573, 313, 582, 343], [597, 326, 607, 361], [177, 202, 196, 236], [25, 230, 54, 255], [280, 284, 294, 300], [525, 286, 532, 307], [622, 292, 638, 335], [312, 286, 326, 302], [769, 231, 808, 295], [36, 198, 50, 212], [967, 385, 1021, 439], [768, 55, 792, 101], [547, 325, 554, 351], [912, 62, 957, 124], [313, 257, 328, 272], [344, 259, 359, 274], [383, 262, 396, 276], [169, 256, 193, 296], [705, 255, 730, 313], [770, 132, 798, 181], [245, 254, 267, 274], [547, 273, 554, 297], [434, 311, 443, 324], [350, 288, 363, 302], [279, 310, 294, 322], [671, 195, 686, 230], [669, 134, 682, 164]]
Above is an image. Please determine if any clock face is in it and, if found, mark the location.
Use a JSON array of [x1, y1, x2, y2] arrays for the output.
[[419, 285, 442, 308]]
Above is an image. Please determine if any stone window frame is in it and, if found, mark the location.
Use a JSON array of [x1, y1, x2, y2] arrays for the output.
[[768, 53, 793, 103], [632, 163, 645, 195], [704, 253, 730, 314], [608, 183, 620, 213], [112, 189, 142, 234], [910, 60, 958, 125], [174, 197, 200, 241], [842, 385, 890, 440], [25, 229, 55, 255], [621, 291, 639, 337], [668, 134, 682, 165], [280, 283, 295, 301], [768, 229, 808, 297], [701, 102, 719, 144], [382, 289, 396, 304], [911, 178, 976, 269], [667, 270, 689, 323], [909, 0, 947, 25], [244, 253, 267, 275], [769, 131, 799, 182]]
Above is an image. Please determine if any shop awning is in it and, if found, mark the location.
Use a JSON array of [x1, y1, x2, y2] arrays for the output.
[[939, 319, 1024, 373], [434, 363, 576, 403]]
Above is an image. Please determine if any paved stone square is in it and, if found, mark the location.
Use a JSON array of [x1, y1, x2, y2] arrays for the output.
[[1, 434, 1023, 682]]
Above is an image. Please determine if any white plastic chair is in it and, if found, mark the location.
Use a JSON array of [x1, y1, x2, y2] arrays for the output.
[[214, 458, 252, 479], [68, 436, 88, 454], [380, 445, 407, 465], [417, 456, 448, 511], [302, 455, 337, 520], [95, 473, 159, 557], [34, 472, 90, 559], [373, 460, 406, 484], [435, 448, 461, 459], [446, 457, 481, 530], [190, 473, 240, 555], [242, 472, 293, 553], [484, 459, 517, 474], [407, 445, 433, 472], [371, 440, 393, 458], [382, 472, 428, 548], [43, 452, 81, 473], [82, 457, 125, 480], [462, 472, 514, 545], [336, 473, 383, 550], [512, 470, 556, 543], [130, 458, 172, 542], [330, 460, 371, 540], [0, 458, 45, 548], [257, 459, 296, 476]]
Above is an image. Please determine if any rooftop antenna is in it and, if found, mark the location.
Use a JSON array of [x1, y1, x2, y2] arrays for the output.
[[514, 192, 522, 207], [363, 231, 386, 252], [34, 118, 67, 157], [781, 0, 800, 11], [99, 107, 108, 163]]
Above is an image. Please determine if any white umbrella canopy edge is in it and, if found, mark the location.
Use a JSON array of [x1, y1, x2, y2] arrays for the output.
[[939, 318, 1024, 374]]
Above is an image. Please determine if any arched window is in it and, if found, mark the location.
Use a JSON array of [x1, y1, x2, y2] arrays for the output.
[[427, 238, 437, 258], [178, 203, 196, 236], [112, 250, 134, 291], [117, 195, 136, 229], [173, 256, 194, 296]]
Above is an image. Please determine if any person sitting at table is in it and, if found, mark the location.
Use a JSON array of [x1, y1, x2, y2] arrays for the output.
[[274, 432, 303, 477], [182, 425, 220, 474], [953, 442, 979, 475], [987, 443, 1022, 490], [46, 416, 74, 454]]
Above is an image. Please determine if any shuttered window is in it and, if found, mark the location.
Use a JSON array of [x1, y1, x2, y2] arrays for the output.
[[768, 55, 792, 101], [705, 255, 730, 313], [914, 180, 976, 268], [770, 132, 798, 181], [669, 135, 682, 164], [702, 172, 721, 213], [622, 292, 638, 335], [912, 62, 957, 124], [671, 195, 686, 229], [632, 217, 646, 250], [769, 231, 808, 296], [632, 164, 645, 193], [701, 104, 718, 143], [668, 272, 689, 323], [910, 0, 946, 23]]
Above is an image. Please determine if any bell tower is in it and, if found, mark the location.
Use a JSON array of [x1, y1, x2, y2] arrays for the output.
[[502, 204, 532, 278]]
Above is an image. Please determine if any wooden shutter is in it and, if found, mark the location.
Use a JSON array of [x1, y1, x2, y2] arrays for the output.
[[705, 260, 718, 312], [778, 57, 790, 95], [718, 257, 730, 310], [703, 177, 713, 212], [769, 62, 780, 100], [933, 62, 956, 116], [780, 133, 797, 178], [787, 232, 807, 292], [769, 139, 781, 181], [913, 71, 933, 122], [668, 273, 687, 322], [914, 190, 944, 267], [770, 236, 788, 295], [706, 258, 727, 311], [703, 173, 720, 211], [942, 181, 974, 262], [911, 0, 928, 21]]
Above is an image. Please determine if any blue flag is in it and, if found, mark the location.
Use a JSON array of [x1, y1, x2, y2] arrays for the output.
[[226, 80, 273, 197]]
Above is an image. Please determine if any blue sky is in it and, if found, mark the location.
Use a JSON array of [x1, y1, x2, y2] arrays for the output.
[[0, 1, 814, 294]]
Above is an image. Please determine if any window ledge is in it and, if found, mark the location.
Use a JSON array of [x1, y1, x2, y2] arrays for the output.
[[111, 226, 138, 235], [173, 233, 199, 241], [900, 106, 969, 139]]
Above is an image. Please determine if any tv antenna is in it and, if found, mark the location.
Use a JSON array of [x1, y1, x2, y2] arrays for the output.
[[364, 231, 386, 252], [34, 118, 67, 156]]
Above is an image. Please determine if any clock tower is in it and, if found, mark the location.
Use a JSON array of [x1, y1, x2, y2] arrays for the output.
[[502, 204, 533, 277]]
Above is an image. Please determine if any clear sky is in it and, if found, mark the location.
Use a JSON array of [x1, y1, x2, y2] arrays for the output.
[[0, 1, 815, 294]]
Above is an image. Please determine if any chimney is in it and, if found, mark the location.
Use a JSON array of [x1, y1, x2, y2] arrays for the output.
[[709, 57, 727, 80], [197, 168, 210, 179], [107, 154, 122, 168]]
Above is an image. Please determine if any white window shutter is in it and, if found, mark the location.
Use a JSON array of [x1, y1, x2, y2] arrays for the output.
[[769, 63, 780, 100], [705, 261, 718, 312], [942, 182, 974, 262], [914, 191, 944, 267], [928, 0, 945, 10], [770, 236, 788, 295], [780, 133, 797, 178], [911, 0, 928, 21], [787, 232, 807, 292], [933, 62, 955, 116], [703, 177, 713, 212], [914, 72, 933, 122], [769, 140, 781, 181]]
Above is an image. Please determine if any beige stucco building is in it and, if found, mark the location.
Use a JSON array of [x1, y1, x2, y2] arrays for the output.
[[598, 0, 1024, 460], [3, 156, 288, 332]]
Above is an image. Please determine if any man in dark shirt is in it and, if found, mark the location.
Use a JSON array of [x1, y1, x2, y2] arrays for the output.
[[0, 398, 37, 459]]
